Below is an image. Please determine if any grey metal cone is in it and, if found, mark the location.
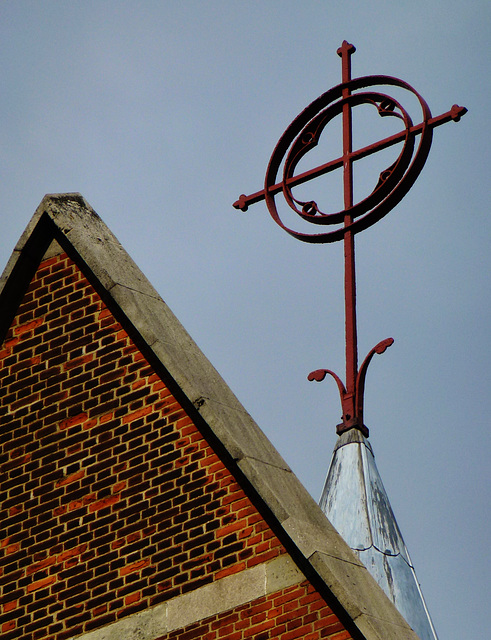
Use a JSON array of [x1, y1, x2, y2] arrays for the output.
[[320, 429, 438, 640]]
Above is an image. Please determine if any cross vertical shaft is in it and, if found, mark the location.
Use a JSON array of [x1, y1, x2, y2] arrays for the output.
[[338, 41, 357, 420]]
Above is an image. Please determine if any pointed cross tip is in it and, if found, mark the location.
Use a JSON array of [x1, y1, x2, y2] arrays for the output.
[[233, 195, 248, 212], [450, 104, 468, 122], [337, 41, 356, 57]]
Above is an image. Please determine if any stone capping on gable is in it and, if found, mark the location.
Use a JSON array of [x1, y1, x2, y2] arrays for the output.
[[69, 556, 306, 640], [0, 194, 421, 640]]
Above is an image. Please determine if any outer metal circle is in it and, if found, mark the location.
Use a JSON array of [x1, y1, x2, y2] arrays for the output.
[[264, 75, 433, 244]]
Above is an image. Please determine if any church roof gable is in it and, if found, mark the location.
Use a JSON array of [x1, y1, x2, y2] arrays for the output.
[[0, 194, 421, 640]]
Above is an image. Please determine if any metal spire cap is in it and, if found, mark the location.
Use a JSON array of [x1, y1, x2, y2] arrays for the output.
[[320, 429, 438, 640]]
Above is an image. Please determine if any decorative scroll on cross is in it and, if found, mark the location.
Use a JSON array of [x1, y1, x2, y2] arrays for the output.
[[234, 41, 466, 437]]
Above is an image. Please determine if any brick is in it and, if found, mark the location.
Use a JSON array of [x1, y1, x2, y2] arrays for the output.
[[215, 562, 246, 580], [119, 560, 150, 577], [26, 556, 57, 576], [55, 469, 85, 487], [27, 575, 56, 593], [122, 406, 152, 424], [5, 543, 21, 556], [124, 591, 141, 605], [59, 413, 88, 430], [14, 318, 43, 336], [87, 494, 120, 513], [3, 599, 18, 613], [56, 545, 87, 563]]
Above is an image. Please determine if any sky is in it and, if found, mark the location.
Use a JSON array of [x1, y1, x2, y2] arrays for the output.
[[0, 2, 489, 638]]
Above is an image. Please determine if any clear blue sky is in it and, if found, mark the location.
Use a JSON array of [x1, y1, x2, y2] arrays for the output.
[[0, 3, 489, 638]]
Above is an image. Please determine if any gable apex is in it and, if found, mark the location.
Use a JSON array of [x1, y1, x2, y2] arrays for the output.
[[0, 194, 421, 639]]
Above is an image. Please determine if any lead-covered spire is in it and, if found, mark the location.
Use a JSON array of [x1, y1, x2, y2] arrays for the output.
[[320, 429, 438, 640]]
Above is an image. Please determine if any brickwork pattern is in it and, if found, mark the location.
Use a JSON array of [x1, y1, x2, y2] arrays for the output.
[[162, 581, 353, 640], [0, 252, 292, 639]]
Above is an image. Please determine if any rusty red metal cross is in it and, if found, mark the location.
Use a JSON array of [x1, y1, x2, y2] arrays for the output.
[[233, 42, 466, 436]]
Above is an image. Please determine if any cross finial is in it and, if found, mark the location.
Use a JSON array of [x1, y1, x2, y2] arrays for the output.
[[337, 41, 356, 86], [233, 42, 466, 437], [337, 40, 356, 58]]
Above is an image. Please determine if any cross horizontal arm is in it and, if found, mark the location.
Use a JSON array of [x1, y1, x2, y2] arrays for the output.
[[233, 104, 466, 212]]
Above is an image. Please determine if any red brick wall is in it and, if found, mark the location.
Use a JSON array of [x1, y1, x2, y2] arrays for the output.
[[0, 251, 353, 639]]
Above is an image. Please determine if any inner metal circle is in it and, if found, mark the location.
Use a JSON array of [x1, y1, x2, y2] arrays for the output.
[[264, 74, 433, 244]]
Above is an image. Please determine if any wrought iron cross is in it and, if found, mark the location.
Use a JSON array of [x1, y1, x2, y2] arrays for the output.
[[234, 42, 466, 437]]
